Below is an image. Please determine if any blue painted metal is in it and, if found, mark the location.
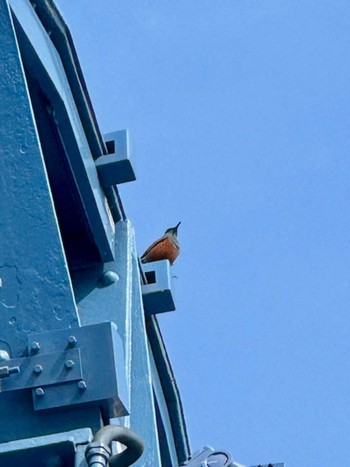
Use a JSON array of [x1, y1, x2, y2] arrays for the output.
[[10, 0, 116, 263], [142, 260, 176, 315], [0, 428, 92, 466], [0, 347, 82, 392], [0, 0, 79, 358], [53, 220, 163, 465], [25, 0, 107, 161], [147, 315, 190, 463], [96, 130, 136, 186], [111, 221, 162, 467], [149, 349, 179, 466], [0, 0, 114, 447], [0, 1, 279, 466], [27, 322, 128, 417]]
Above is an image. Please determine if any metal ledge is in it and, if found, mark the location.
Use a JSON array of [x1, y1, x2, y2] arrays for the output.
[[141, 260, 176, 315], [96, 130, 136, 186]]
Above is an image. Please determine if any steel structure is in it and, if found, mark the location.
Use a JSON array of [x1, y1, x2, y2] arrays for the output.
[[0, 1, 285, 466]]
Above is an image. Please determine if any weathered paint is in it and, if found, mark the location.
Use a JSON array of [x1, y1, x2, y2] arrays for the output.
[[0, 0, 78, 359], [0, 428, 92, 465], [110, 221, 162, 467], [0, 0, 188, 464], [10, 0, 116, 262]]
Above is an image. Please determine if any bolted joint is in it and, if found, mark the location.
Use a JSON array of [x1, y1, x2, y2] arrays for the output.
[[30, 342, 40, 353], [33, 364, 43, 374], [85, 442, 111, 467], [0, 365, 20, 379], [78, 380, 87, 391], [35, 387, 45, 397], [65, 360, 75, 369], [67, 335, 77, 347], [0, 350, 10, 362]]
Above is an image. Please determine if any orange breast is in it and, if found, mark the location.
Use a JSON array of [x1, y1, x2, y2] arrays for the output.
[[143, 237, 179, 265]]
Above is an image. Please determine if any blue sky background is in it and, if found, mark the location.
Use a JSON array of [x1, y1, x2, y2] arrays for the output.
[[56, 2, 350, 465]]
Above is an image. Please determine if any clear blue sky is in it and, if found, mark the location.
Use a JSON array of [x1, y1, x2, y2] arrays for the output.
[[56, 2, 350, 465]]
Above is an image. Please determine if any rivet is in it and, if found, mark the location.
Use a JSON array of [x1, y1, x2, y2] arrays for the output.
[[65, 360, 75, 369], [30, 342, 40, 353], [78, 380, 87, 391], [67, 335, 77, 347], [33, 364, 43, 374], [35, 387, 45, 397], [99, 270, 119, 286]]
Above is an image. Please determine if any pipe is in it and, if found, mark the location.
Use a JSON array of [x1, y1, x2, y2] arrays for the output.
[[85, 425, 144, 467]]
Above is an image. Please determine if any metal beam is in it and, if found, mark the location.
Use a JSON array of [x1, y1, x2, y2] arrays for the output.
[[0, 0, 78, 358]]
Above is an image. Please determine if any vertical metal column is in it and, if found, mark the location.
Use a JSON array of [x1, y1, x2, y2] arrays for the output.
[[0, 0, 101, 444]]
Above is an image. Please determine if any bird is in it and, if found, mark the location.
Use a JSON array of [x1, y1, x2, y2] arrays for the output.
[[141, 222, 181, 265]]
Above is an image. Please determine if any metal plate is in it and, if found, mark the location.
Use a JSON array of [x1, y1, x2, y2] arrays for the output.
[[28, 322, 128, 416], [0, 349, 82, 392]]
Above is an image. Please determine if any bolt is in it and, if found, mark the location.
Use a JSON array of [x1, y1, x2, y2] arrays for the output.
[[67, 335, 77, 347], [78, 380, 87, 391], [65, 360, 75, 369], [33, 364, 43, 374], [0, 365, 20, 378], [35, 387, 45, 397], [30, 342, 40, 353], [0, 350, 10, 362]]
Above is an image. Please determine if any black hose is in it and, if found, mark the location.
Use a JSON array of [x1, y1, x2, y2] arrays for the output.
[[85, 424, 144, 467]]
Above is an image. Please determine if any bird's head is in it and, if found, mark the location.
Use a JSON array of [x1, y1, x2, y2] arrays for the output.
[[164, 222, 181, 237]]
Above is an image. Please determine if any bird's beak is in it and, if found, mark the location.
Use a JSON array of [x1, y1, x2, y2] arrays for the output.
[[174, 221, 181, 234]]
